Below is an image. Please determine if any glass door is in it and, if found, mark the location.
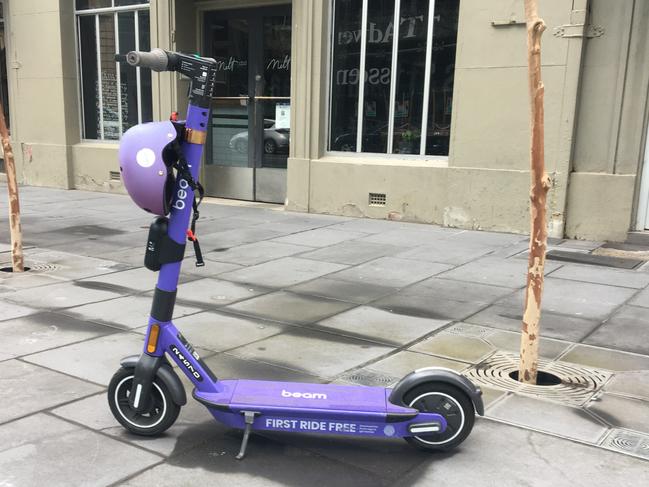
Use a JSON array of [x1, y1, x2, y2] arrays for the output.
[[203, 6, 291, 203]]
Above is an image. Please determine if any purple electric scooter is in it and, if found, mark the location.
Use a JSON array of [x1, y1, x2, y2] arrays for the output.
[[108, 49, 484, 459]]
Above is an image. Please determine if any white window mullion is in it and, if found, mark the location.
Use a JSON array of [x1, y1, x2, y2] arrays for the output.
[[386, 0, 401, 154], [134, 9, 142, 125], [355, 0, 369, 153], [114, 12, 123, 136], [95, 14, 105, 140], [419, 0, 436, 155], [77, 16, 86, 138]]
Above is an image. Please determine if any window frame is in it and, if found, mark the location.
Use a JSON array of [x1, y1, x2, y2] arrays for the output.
[[325, 0, 455, 161], [74, 1, 151, 142]]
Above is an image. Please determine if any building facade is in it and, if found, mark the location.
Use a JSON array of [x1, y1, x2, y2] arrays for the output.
[[1, 0, 648, 242]]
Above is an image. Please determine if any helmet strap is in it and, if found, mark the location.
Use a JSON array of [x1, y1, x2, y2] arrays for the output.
[[171, 140, 205, 268]]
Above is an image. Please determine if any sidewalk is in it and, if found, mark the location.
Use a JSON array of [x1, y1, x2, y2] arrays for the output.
[[1, 186, 649, 487]]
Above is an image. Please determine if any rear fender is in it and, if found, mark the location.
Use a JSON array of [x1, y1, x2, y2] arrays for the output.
[[389, 367, 484, 415]]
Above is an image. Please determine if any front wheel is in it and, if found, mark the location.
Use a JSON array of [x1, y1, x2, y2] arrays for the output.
[[107, 367, 180, 436], [404, 382, 475, 452]]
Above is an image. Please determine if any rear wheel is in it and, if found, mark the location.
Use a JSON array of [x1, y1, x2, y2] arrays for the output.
[[403, 382, 475, 452], [107, 367, 180, 436]]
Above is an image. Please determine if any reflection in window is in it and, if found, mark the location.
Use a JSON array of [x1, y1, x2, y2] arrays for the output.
[[76, 2, 152, 140], [329, 0, 459, 156]]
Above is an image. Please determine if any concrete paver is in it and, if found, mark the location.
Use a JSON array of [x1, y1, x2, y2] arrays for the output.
[[1, 187, 649, 486]]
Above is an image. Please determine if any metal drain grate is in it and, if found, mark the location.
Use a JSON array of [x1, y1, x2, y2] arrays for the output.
[[602, 429, 649, 460], [338, 369, 399, 387], [465, 352, 611, 406], [28, 263, 62, 273], [368, 193, 387, 206], [445, 323, 494, 338]]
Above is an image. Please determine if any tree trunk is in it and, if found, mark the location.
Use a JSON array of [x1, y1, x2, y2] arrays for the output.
[[518, 0, 551, 385], [0, 101, 24, 273]]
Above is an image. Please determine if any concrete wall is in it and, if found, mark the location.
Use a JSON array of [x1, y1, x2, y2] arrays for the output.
[[288, 0, 587, 237], [566, 0, 649, 240], [3, 0, 648, 241]]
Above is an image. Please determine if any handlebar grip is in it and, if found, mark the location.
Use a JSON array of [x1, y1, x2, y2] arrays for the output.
[[125, 48, 169, 72]]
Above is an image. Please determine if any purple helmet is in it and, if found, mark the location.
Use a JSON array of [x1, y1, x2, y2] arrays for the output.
[[118, 121, 180, 216]]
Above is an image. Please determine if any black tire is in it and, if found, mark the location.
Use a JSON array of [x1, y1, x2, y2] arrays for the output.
[[403, 382, 475, 452], [107, 367, 180, 436], [264, 139, 277, 154]]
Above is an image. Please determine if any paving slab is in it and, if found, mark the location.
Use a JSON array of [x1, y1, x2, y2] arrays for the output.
[[164, 311, 285, 352], [0, 300, 38, 321], [396, 240, 495, 266], [630, 286, 649, 308], [484, 329, 573, 360], [374, 290, 490, 321], [180, 260, 243, 278], [289, 277, 398, 304], [410, 333, 494, 363], [357, 227, 460, 247], [0, 360, 103, 423], [366, 350, 469, 378], [299, 240, 402, 265], [4, 281, 126, 310], [498, 277, 637, 321], [584, 305, 649, 354], [121, 424, 386, 487], [401, 277, 515, 305], [225, 291, 355, 324], [395, 419, 649, 487], [560, 344, 649, 371], [447, 230, 528, 247], [52, 376, 218, 457], [61, 294, 202, 330], [327, 257, 452, 288], [603, 371, 649, 401], [588, 393, 649, 434], [0, 413, 161, 487], [203, 240, 311, 266], [0, 312, 116, 361], [465, 303, 601, 341], [272, 227, 367, 247], [317, 306, 450, 346], [486, 394, 608, 443], [204, 352, 323, 382], [219, 257, 347, 288], [0, 270, 65, 291], [228, 328, 392, 378], [548, 263, 649, 289], [199, 227, 285, 251], [174, 278, 270, 307], [18, 249, 129, 280], [24, 332, 146, 385], [78, 266, 169, 292], [437, 256, 560, 289]]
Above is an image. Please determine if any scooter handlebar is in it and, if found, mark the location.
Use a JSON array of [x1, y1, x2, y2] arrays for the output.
[[122, 48, 170, 72]]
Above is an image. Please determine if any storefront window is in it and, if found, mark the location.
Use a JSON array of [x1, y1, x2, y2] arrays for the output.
[[75, 1, 152, 140], [329, 0, 459, 156], [0, 3, 6, 173]]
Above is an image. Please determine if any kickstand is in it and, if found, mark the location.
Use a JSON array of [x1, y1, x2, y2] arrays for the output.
[[236, 411, 258, 460]]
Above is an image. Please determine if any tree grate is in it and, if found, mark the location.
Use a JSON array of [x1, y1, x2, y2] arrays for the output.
[[465, 351, 611, 407]]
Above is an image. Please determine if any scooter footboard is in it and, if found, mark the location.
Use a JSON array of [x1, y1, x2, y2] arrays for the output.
[[207, 407, 447, 439]]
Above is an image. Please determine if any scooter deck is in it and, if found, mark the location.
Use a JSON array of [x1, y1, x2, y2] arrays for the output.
[[193, 379, 445, 439]]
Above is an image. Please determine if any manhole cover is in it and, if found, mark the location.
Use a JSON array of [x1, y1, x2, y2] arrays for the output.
[[602, 429, 649, 460], [338, 369, 399, 387], [465, 352, 611, 406]]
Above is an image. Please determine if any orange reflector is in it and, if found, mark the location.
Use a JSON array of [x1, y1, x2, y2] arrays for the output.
[[147, 324, 160, 353]]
